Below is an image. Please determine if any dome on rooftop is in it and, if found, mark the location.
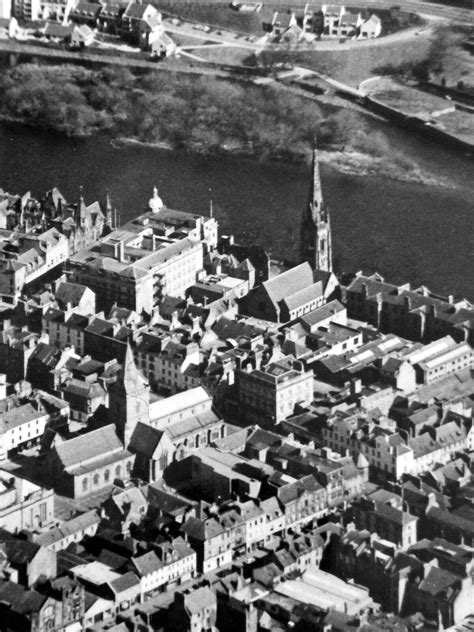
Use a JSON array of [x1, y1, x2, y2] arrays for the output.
[[148, 186, 163, 214]]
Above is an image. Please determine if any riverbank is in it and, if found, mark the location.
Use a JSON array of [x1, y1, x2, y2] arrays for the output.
[[0, 61, 455, 186], [112, 136, 451, 187], [1, 120, 473, 298]]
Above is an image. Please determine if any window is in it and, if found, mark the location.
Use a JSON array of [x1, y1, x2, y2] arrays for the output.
[[82, 478, 88, 492], [104, 469, 110, 483], [115, 465, 121, 478], [93, 473, 100, 486]]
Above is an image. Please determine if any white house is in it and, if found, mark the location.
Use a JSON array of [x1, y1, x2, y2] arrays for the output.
[[359, 14, 382, 39]]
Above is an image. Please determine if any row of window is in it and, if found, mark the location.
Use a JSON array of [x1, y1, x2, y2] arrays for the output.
[[81, 461, 132, 492]]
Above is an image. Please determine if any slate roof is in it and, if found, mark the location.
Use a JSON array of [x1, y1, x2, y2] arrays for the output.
[[36, 510, 100, 547], [128, 422, 164, 458], [181, 516, 224, 541], [277, 475, 322, 505], [183, 586, 216, 614], [0, 538, 41, 565], [28, 342, 61, 368], [133, 550, 163, 576], [108, 571, 140, 594], [44, 22, 74, 37], [300, 299, 345, 329], [212, 317, 264, 342], [146, 485, 195, 515], [63, 378, 105, 399], [262, 262, 313, 308], [165, 410, 220, 441], [123, 2, 151, 18], [283, 280, 323, 311], [71, 1, 102, 15], [0, 402, 45, 433], [55, 281, 90, 308], [419, 566, 459, 599], [427, 506, 474, 536], [54, 424, 123, 468], [0, 580, 47, 614]]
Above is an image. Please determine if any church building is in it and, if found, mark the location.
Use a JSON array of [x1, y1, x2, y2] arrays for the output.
[[300, 148, 332, 273]]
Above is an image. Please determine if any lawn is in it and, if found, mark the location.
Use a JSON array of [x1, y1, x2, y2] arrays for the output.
[[186, 45, 254, 66], [294, 38, 432, 87]]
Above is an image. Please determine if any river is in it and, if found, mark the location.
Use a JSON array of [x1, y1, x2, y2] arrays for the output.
[[0, 120, 472, 299]]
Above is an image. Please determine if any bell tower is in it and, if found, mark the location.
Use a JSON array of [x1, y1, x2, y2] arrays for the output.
[[109, 343, 150, 446], [300, 147, 332, 273]]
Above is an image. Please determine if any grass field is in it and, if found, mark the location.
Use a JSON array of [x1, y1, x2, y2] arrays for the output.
[[294, 37, 432, 86]]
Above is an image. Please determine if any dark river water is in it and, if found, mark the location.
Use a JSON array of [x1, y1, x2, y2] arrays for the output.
[[0, 120, 472, 299]]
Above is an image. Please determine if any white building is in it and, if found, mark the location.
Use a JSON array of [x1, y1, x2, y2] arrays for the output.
[[35, 509, 100, 551], [0, 469, 54, 532], [359, 14, 382, 39]]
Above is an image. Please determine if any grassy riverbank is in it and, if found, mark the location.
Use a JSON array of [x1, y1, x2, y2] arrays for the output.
[[0, 63, 445, 185]]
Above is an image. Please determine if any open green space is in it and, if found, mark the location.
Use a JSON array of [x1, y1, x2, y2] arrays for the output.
[[152, 1, 272, 35], [260, 36, 431, 86]]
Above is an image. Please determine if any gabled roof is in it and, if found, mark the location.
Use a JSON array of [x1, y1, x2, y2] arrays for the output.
[[183, 586, 216, 614], [0, 580, 47, 614], [283, 280, 323, 311], [128, 422, 165, 459], [0, 537, 41, 565], [181, 516, 223, 541], [262, 262, 314, 308], [418, 566, 459, 599], [123, 2, 154, 18], [133, 550, 163, 576], [55, 281, 91, 308], [54, 424, 123, 468]]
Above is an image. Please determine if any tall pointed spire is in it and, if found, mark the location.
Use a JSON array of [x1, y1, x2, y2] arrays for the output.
[[105, 188, 114, 227], [110, 342, 150, 446], [120, 342, 147, 394], [300, 144, 332, 273], [77, 186, 87, 225], [309, 146, 323, 221]]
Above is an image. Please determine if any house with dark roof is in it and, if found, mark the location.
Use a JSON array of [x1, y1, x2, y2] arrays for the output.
[[60, 377, 107, 422], [181, 515, 234, 573], [128, 422, 175, 483], [352, 496, 418, 549], [54, 280, 95, 315], [0, 528, 57, 587], [97, 1, 128, 34], [0, 579, 58, 632], [132, 536, 196, 598], [69, 1, 102, 26], [121, 2, 162, 48], [344, 272, 474, 346]]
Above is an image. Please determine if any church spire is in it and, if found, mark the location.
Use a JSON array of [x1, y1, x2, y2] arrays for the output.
[[120, 342, 147, 394], [77, 186, 87, 226], [105, 188, 114, 228], [300, 144, 332, 273], [309, 146, 323, 221], [110, 342, 150, 446]]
